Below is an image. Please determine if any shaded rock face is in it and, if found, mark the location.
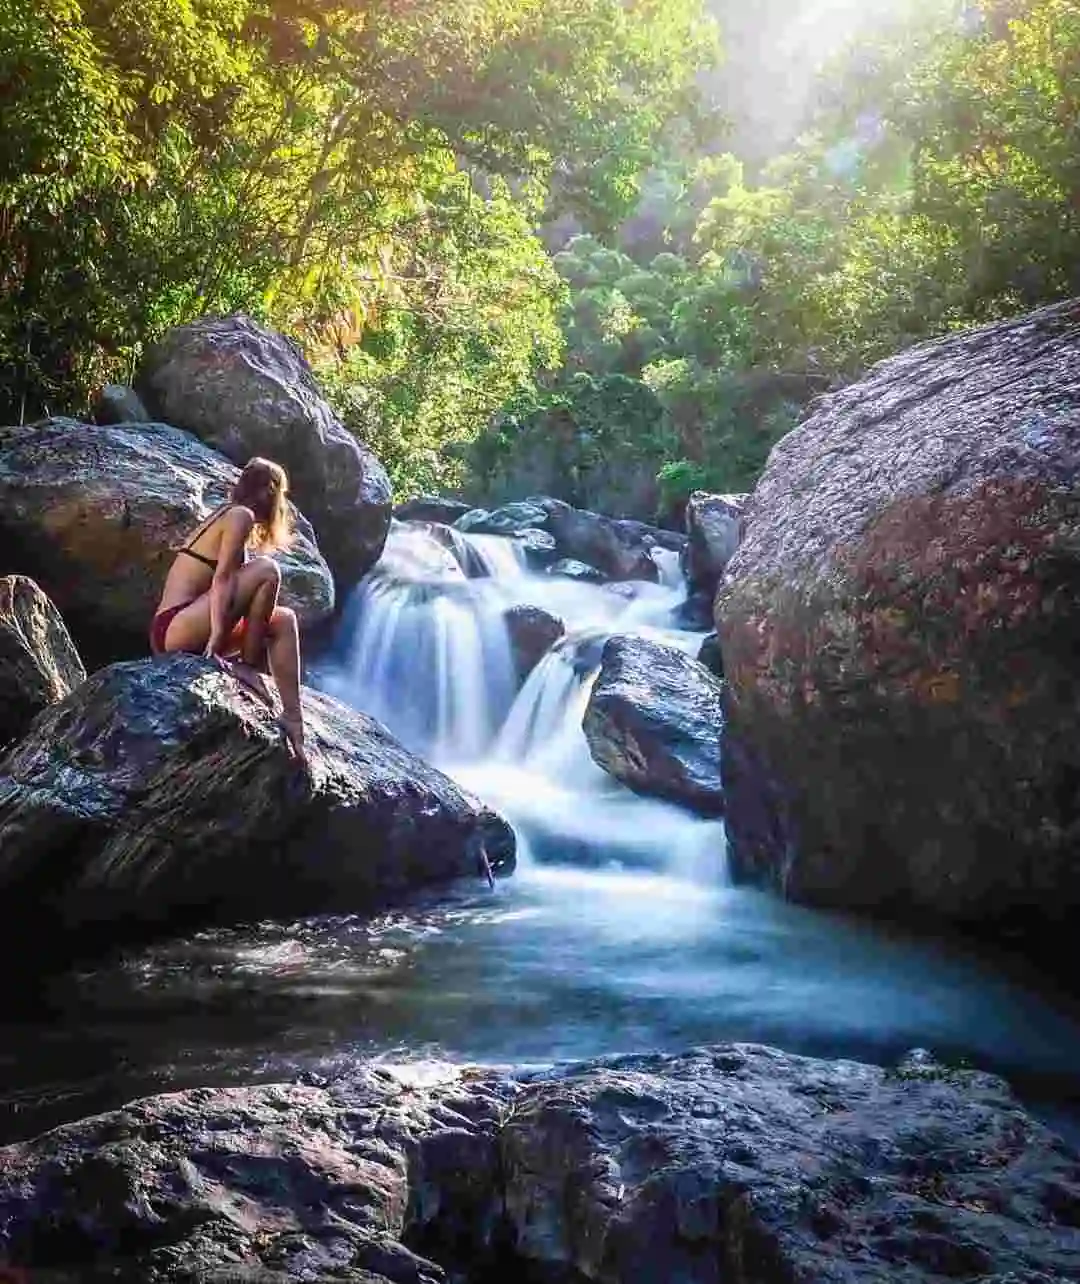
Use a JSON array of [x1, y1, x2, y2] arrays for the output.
[[0, 419, 333, 662], [0, 577, 85, 750], [92, 383, 149, 425], [583, 635, 724, 816], [0, 1045, 1077, 1284], [684, 491, 746, 599], [532, 498, 664, 582], [0, 655, 515, 936], [394, 495, 473, 525], [697, 631, 724, 679], [137, 315, 392, 587], [503, 605, 565, 685], [716, 299, 1080, 951]]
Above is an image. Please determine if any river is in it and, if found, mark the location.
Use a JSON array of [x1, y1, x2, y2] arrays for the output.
[[2, 522, 1079, 1144]]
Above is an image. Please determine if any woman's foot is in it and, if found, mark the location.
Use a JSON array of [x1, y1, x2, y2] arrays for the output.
[[277, 711, 308, 767], [225, 659, 275, 709]]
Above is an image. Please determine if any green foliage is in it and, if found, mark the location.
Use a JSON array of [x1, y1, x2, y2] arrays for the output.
[[472, 0, 1080, 521], [0, 0, 714, 491]]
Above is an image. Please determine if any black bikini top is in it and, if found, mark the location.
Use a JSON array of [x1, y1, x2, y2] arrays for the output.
[[176, 504, 229, 571]]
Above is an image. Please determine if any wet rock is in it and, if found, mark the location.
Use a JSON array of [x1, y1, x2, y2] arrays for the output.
[[716, 298, 1080, 954], [92, 383, 149, 425], [684, 491, 746, 598], [455, 502, 549, 536], [0, 1064, 505, 1284], [697, 632, 724, 680], [1, 1044, 1076, 1283], [501, 1044, 1080, 1284], [0, 576, 85, 749], [137, 315, 392, 586], [0, 420, 333, 663], [546, 558, 606, 584], [530, 498, 661, 582], [504, 605, 565, 684], [0, 654, 515, 936], [672, 589, 715, 632], [394, 495, 473, 525], [583, 635, 724, 816], [514, 527, 558, 571]]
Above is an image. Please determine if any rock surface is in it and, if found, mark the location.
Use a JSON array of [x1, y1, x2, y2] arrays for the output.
[[532, 497, 671, 582], [0, 576, 85, 749], [455, 501, 549, 536], [0, 419, 333, 661], [137, 315, 392, 587], [394, 495, 473, 525], [697, 631, 724, 679], [684, 490, 746, 598], [0, 1044, 1077, 1283], [583, 635, 724, 816], [546, 558, 607, 584], [92, 383, 150, 425], [0, 654, 515, 935], [716, 298, 1080, 951], [503, 605, 565, 684]]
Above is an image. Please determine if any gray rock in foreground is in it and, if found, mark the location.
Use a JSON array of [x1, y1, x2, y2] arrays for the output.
[[0, 655, 514, 933], [584, 634, 724, 816], [0, 1044, 1076, 1283], [137, 314, 392, 587], [0, 576, 85, 750], [684, 490, 746, 598]]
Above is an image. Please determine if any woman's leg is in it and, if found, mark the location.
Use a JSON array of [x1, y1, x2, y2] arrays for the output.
[[238, 558, 281, 671], [161, 558, 281, 658], [266, 606, 306, 763]]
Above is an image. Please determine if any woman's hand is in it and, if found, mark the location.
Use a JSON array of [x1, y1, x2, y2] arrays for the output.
[[204, 631, 226, 659]]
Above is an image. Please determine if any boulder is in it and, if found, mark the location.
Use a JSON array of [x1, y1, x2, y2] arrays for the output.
[[583, 635, 724, 816], [394, 494, 473, 525], [0, 1044, 1076, 1283], [530, 497, 661, 582], [501, 1044, 1080, 1284], [514, 527, 558, 570], [0, 419, 333, 662], [0, 576, 85, 749], [684, 490, 746, 598], [454, 501, 549, 536], [503, 605, 565, 684], [716, 298, 1080, 953], [137, 315, 392, 587], [697, 631, 724, 679], [0, 654, 515, 937], [92, 383, 149, 425], [546, 557, 606, 584]]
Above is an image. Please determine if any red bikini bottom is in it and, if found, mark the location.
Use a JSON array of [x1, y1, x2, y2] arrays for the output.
[[149, 600, 193, 655], [150, 603, 248, 656]]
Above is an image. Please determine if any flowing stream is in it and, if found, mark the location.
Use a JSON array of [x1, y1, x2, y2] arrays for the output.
[[2, 521, 1080, 1142]]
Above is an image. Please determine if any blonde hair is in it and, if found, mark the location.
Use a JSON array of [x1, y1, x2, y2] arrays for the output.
[[231, 457, 293, 552]]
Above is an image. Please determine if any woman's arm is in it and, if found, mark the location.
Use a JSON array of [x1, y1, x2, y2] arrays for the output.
[[205, 506, 255, 657]]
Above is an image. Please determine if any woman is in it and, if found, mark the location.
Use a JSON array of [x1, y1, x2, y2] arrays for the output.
[[150, 456, 306, 763]]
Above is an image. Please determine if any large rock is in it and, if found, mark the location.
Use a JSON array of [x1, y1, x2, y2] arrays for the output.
[[92, 383, 149, 425], [0, 576, 85, 749], [137, 315, 392, 587], [531, 497, 674, 582], [0, 419, 333, 662], [583, 635, 724, 816], [503, 605, 565, 684], [0, 654, 515, 936], [394, 494, 473, 525], [454, 501, 549, 536], [0, 1044, 1076, 1283], [716, 299, 1080, 954], [684, 490, 746, 598]]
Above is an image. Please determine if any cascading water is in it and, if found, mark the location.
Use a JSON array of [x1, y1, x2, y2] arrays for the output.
[[319, 520, 723, 879], [3, 517, 1080, 1143]]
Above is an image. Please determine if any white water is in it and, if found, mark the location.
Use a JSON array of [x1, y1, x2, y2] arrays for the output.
[[319, 520, 722, 878]]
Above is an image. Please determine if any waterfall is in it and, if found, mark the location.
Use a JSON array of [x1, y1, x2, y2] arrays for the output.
[[319, 519, 724, 880]]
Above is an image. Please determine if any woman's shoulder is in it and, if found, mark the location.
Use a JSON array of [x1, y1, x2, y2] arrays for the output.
[[222, 503, 257, 529]]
